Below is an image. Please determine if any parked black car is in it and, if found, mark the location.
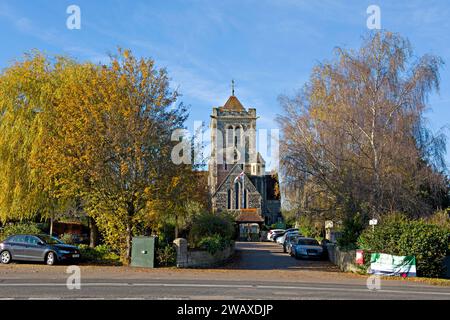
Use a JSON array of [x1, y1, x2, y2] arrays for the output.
[[0, 234, 80, 265]]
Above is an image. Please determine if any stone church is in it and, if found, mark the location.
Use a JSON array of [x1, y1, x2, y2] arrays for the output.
[[208, 88, 281, 226]]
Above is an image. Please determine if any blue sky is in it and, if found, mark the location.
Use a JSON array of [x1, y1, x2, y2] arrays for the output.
[[1, 0, 449, 168]]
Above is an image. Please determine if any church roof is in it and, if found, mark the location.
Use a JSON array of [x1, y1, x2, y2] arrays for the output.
[[223, 95, 245, 111], [235, 211, 264, 223], [257, 152, 266, 165]]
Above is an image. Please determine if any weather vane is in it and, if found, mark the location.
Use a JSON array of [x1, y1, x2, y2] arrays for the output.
[[231, 79, 235, 96]]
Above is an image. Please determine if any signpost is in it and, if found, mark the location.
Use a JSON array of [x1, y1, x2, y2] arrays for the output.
[[369, 219, 378, 231], [325, 220, 333, 241]]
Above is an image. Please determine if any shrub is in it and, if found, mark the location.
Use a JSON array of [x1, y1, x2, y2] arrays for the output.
[[0, 222, 43, 241], [357, 213, 409, 254], [298, 215, 323, 239], [357, 217, 450, 278], [78, 245, 99, 261], [158, 222, 176, 245], [156, 244, 177, 267], [337, 213, 364, 250], [188, 212, 234, 247], [427, 209, 450, 232], [198, 234, 232, 255], [78, 244, 121, 265], [60, 234, 75, 245]]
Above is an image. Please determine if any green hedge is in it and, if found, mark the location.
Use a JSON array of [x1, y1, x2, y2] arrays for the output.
[[337, 213, 364, 250], [188, 212, 235, 247], [198, 234, 233, 255], [357, 215, 450, 278], [156, 244, 177, 267], [0, 223, 43, 242], [77, 244, 121, 265]]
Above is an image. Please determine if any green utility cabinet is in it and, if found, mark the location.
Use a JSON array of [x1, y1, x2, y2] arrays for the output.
[[131, 236, 157, 268]]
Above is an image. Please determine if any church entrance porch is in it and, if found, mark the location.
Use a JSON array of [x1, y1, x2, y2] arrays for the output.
[[238, 223, 260, 242], [235, 209, 264, 242]]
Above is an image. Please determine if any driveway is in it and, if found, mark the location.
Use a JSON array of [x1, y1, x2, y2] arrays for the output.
[[226, 242, 338, 271]]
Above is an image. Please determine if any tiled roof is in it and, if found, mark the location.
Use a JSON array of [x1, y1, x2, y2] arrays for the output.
[[223, 95, 245, 111], [235, 211, 264, 223]]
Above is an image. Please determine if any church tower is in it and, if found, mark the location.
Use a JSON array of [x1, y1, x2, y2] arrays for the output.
[[208, 90, 264, 196], [207, 84, 281, 226]]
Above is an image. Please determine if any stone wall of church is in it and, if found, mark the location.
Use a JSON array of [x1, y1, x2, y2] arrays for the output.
[[214, 190, 262, 213], [215, 191, 228, 210], [248, 193, 262, 209]]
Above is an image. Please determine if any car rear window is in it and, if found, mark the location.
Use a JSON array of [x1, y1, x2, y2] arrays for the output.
[[298, 239, 320, 246]]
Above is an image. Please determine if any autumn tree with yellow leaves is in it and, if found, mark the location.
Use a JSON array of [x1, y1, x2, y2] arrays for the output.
[[0, 53, 73, 224], [0, 50, 207, 264]]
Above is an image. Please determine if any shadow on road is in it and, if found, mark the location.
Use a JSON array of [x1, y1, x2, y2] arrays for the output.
[[222, 242, 340, 272]]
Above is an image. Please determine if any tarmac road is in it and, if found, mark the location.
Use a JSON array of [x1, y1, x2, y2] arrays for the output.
[[0, 242, 449, 300]]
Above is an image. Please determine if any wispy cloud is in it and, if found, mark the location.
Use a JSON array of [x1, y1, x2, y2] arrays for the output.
[[0, 2, 109, 65], [0, 2, 59, 44]]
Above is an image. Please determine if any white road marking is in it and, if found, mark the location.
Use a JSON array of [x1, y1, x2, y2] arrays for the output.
[[0, 282, 449, 297]]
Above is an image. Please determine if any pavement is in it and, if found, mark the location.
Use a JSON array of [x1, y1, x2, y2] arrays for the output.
[[0, 242, 449, 300]]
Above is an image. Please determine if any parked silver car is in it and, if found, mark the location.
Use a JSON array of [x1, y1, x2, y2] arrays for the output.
[[292, 237, 324, 260], [267, 229, 285, 242], [283, 233, 300, 254], [0, 234, 80, 265], [276, 229, 299, 245]]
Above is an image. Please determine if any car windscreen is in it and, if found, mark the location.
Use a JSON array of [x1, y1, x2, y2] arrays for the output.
[[297, 239, 319, 246], [37, 235, 64, 245]]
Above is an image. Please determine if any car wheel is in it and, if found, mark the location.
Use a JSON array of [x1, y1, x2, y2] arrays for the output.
[[46, 252, 56, 266], [1, 251, 11, 264]]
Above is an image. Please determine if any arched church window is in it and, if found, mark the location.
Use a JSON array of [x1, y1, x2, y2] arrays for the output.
[[235, 125, 242, 147], [234, 182, 240, 209], [227, 189, 231, 210], [226, 125, 234, 149], [244, 189, 247, 209]]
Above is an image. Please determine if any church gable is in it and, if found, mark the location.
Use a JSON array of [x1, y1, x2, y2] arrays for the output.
[[212, 164, 262, 212], [213, 164, 258, 196]]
